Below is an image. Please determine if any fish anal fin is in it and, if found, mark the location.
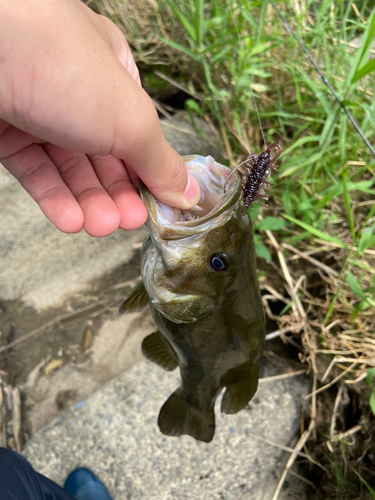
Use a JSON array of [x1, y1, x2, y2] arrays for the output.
[[221, 365, 259, 414], [141, 331, 178, 371], [119, 281, 148, 314], [158, 389, 215, 443]]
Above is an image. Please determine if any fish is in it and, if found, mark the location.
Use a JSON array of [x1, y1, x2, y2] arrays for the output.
[[120, 155, 265, 443]]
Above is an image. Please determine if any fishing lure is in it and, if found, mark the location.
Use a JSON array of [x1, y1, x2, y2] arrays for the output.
[[225, 142, 281, 208]]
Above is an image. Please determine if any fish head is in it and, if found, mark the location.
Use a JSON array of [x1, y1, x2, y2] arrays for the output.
[[141, 155, 252, 324]]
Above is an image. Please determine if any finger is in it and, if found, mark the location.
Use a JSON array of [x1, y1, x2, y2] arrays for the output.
[[0, 118, 10, 136], [43, 145, 121, 237], [88, 154, 147, 230], [0, 124, 45, 158], [0, 144, 84, 233], [91, 16, 200, 210], [109, 83, 201, 209]]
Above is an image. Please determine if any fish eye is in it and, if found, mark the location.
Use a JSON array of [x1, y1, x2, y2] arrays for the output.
[[210, 253, 229, 272]]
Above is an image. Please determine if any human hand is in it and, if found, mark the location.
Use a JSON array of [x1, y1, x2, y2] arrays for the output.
[[0, 0, 200, 236]]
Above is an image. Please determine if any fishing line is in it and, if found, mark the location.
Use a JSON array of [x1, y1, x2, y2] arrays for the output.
[[251, 91, 267, 149], [224, 159, 245, 193], [224, 79, 272, 194], [223, 90, 267, 193], [268, 0, 375, 158]]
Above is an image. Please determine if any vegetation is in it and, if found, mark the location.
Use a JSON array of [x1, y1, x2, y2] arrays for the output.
[[92, 0, 375, 496]]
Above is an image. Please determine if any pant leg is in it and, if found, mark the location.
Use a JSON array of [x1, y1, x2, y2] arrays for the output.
[[0, 448, 76, 500]]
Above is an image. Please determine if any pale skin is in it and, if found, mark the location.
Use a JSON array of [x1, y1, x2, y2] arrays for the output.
[[0, 0, 200, 237]]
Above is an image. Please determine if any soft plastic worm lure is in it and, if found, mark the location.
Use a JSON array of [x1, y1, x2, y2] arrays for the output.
[[224, 143, 281, 207]]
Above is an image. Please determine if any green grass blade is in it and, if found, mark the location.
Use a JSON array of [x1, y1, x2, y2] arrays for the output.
[[202, 37, 243, 54], [315, 181, 374, 210], [281, 136, 321, 155], [159, 37, 201, 62], [349, 7, 375, 85], [346, 272, 365, 300], [352, 58, 375, 83], [255, 0, 267, 43], [341, 170, 356, 241], [282, 214, 349, 249], [165, 0, 197, 43], [358, 227, 375, 254], [339, 113, 347, 163], [241, 9, 258, 30], [347, 258, 375, 274], [366, 368, 375, 386], [352, 469, 375, 498], [279, 152, 322, 177], [295, 67, 335, 118], [193, 0, 204, 46], [370, 391, 375, 417], [255, 217, 286, 231]]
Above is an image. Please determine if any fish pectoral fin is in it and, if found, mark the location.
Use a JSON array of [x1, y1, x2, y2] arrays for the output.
[[221, 365, 259, 415], [119, 281, 148, 314], [158, 389, 215, 443], [141, 331, 178, 371]]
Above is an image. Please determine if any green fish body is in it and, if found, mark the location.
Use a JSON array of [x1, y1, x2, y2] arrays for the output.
[[120, 155, 265, 443]]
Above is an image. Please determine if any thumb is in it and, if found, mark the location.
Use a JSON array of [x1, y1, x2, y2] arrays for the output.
[[138, 142, 201, 209], [111, 78, 201, 209], [95, 14, 201, 209]]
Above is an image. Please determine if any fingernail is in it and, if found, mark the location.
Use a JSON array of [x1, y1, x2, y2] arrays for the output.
[[184, 174, 200, 205]]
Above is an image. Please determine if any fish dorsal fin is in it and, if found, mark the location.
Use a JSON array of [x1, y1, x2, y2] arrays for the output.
[[221, 364, 259, 414], [119, 281, 148, 314], [158, 389, 215, 443], [141, 331, 178, 371]]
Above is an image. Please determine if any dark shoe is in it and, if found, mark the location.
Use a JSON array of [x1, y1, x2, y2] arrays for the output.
[[64, 467, 112, 500]]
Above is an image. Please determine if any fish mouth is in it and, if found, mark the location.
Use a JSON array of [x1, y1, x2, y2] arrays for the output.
[[140, 155, 242, 240]]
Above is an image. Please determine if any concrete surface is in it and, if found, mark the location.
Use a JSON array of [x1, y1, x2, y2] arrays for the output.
[[0, 113, 216, 310], [23, 359, 311, 500], [0, 180, 145, 309], [24, 310, 155, 433]]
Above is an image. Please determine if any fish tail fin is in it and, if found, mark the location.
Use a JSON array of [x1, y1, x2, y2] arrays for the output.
[[221, 365, 259, 414], [158, 389, 215, 443]]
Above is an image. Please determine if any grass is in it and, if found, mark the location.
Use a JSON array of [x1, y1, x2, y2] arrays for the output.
[[91, 0, 375, 495]]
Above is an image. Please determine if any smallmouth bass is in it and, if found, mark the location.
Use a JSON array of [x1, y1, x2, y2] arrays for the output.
[[120, 155, 265, 443]]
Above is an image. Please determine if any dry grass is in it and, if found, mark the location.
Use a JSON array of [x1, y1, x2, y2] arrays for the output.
[[261, 227, 375, 383], [258, 196, 375, 497], [88, 0, 189, 66]]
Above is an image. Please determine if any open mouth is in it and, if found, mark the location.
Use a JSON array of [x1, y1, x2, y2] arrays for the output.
[[141, 156, 241, 232]]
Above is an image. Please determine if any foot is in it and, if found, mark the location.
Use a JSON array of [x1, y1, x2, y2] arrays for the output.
[[64, 468, 112, 500]]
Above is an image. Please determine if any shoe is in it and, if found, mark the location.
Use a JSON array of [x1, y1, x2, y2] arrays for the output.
[[64, 467, 112, 500]]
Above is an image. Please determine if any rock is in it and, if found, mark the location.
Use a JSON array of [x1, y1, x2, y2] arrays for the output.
[[23, 359, 310, 500]]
